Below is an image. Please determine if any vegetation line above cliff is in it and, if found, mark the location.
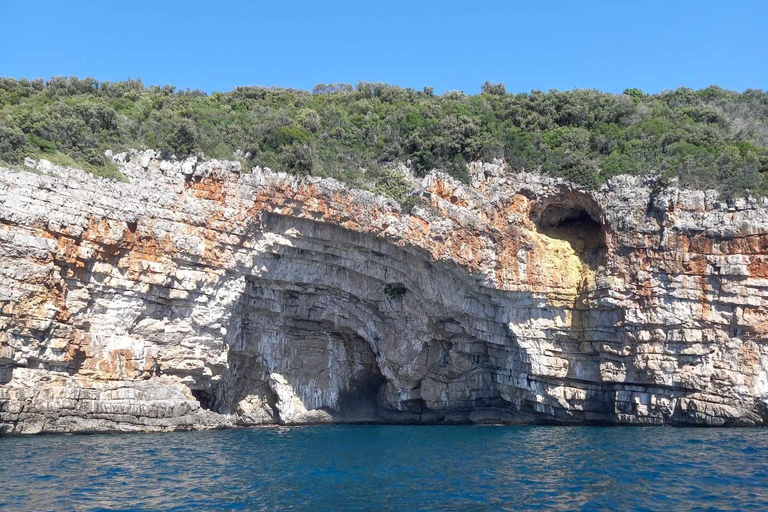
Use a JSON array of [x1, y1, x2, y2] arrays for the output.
[[1, 77, 767, 197]]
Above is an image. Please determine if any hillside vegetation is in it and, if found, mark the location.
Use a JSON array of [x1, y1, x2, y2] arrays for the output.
[[1, 77, 767, 198]]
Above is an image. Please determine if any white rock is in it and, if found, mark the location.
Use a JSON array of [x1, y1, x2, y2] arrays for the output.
[[0, 153, 766, 434]]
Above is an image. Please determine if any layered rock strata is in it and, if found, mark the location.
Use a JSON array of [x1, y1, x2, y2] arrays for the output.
[[1, 152, 767, 434]]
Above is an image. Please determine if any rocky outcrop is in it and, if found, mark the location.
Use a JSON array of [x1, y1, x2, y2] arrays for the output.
[[1, 151, 768, 434]]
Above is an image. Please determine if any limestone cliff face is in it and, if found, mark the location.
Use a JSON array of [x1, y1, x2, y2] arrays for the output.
[[2, 151, 768, 434]]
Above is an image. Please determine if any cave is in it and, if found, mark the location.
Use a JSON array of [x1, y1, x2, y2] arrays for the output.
[[190, 388, 216, 411], [531, 196, 607, 270], [211, 277, 387, 424]]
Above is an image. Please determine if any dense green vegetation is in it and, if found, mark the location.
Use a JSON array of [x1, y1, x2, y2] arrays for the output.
[[1, 77, 767, 197]]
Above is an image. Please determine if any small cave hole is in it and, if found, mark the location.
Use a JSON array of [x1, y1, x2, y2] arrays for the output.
[[384, 283, 408, 298], [191, 388, 216, 411], [532, 202, 607, 270]]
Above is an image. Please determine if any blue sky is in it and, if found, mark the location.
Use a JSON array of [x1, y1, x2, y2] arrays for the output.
[[1, 0, 766, 94]]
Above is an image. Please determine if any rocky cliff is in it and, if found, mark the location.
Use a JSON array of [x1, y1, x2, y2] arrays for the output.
[[1, 151, 768, 434]]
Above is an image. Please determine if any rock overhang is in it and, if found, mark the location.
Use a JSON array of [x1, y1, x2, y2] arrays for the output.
[[0, 152, 767, 433]]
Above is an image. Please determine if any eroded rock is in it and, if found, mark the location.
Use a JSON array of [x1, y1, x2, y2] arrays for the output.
[[1, 153, 767, 434]]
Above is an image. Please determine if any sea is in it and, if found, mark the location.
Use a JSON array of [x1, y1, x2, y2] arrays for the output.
[[1, 425, 767, 511]]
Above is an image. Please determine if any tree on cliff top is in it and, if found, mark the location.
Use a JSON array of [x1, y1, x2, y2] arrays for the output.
[[0, 77, 767, 198]]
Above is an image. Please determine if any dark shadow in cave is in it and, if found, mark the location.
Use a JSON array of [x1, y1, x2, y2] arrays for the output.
[[191, 388, 216, 411], [0, 366, 12, 385], [531, 202, 607, 270]]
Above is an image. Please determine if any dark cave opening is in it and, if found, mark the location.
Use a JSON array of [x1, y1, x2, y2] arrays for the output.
[[532, 201, 607, 270], [384, 283, 408, 299], [191, 388, 216, 411], [0, 367, 12, 386]]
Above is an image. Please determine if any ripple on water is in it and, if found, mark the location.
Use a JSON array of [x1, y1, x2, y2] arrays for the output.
[[0, 426, 767, 511]]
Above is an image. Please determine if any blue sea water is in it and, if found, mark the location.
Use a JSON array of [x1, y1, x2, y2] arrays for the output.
[[1, 425, 767, 511]]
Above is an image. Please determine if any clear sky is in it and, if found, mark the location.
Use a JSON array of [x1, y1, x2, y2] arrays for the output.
[[1, 0, 766, 94]]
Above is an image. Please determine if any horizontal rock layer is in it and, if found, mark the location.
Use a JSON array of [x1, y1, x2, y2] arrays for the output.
[[1, 152, 768, 434]]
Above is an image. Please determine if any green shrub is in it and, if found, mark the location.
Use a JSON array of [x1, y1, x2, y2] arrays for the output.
[[372, 169, 411, 203], [0, 121, 26, 163], [0, 76, 767, 197], [165, 119, 198, 156], [481, 81, 506, 96]]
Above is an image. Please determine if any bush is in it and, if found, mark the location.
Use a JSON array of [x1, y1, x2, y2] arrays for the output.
[[0, 121, 26, 163], [165, 119, 198, 156], [0, 76, 766, 197], [372, 169, 411, 203], [481, 81, 506, 96]]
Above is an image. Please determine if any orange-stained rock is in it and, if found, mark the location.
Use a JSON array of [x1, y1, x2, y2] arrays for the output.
[[1, 153, 768, 434]]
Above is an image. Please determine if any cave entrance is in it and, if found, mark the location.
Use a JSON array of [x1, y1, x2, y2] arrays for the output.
[[190, 388, 216, 411], [531, 200, 607, 270], [215, 279, 387, 425]]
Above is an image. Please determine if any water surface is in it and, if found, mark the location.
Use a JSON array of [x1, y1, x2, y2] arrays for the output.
[[1, 425, 767, 511]]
